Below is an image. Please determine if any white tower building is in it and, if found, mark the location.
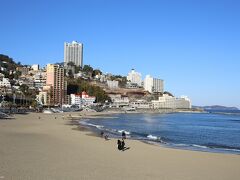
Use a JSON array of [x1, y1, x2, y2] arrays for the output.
[[144, 75, 164, 93], [64, 41, 83, 67], [144, 75, 153, 93], [127, 69, 142, 86]]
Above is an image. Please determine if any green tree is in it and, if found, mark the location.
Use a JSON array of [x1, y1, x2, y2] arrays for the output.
[[67, 78, 110, 103], [75, 65, 82, 73], [83, 65, 93, 74], [67, 61, 75, 66], [92, 69, 102, 77], [163, 91, 174, 97], [68, 69, 74, 78], [14, 71, 22, 79], [109, 75, 127, 87], [20, 84, 29, 95]]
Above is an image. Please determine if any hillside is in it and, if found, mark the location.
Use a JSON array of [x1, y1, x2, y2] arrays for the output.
[[0, 54, 20, 78], [193, 105, 239, 111]]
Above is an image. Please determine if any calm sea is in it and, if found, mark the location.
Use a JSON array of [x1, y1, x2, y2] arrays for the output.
[[79, 110, 240, 154]]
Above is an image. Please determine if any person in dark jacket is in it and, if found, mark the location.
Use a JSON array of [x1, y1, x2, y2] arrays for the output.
[[117, 139, 122, 150], [122, 131, 126, 139]]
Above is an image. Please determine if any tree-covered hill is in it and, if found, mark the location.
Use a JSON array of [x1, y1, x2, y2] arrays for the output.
[[67, 77, 111, 103], [0, 54, 21, 79]]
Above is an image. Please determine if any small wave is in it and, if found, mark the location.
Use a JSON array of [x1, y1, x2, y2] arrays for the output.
[[147, 134, 158, 140], [173, 143, 189, 147], [204, 143, 240, 151], [224, 148, 240, 152], [118, 130, 131, 135], [192, 144, 208, 149], [79, 121, 104, 129]]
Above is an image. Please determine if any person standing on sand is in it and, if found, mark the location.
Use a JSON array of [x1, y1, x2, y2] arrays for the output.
[[100, 131, 104, 137], [122, 131, 126, 139]]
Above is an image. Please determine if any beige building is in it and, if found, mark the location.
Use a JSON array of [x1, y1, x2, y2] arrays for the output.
[[108, 93, 129, 108], [46, 64, 67, 106], [16, 66, 30, 76], [107, 80, 119, 89], [152, 94, 191, 109]]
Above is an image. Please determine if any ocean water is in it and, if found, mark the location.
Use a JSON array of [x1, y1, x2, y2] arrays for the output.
[[79, 111, 240, 154]]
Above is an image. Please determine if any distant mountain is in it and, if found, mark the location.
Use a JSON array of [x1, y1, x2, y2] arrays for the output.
[[193, 105, 239, 111]]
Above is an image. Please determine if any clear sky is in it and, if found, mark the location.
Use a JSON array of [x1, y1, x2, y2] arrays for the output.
[[1, 0, 240, 108]]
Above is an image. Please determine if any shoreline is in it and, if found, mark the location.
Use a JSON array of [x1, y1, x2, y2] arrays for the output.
[[1, 112, 240, 180], [68, 111, 240, 155]]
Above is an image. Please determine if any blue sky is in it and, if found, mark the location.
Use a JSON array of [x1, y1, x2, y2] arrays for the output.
[[1, 0, 240, 108]]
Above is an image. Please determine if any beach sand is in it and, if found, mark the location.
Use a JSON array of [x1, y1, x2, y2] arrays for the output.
[[0, 112, 240, 180]]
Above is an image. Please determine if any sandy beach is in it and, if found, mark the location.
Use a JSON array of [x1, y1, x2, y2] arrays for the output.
[[0, 112, 240, 180]]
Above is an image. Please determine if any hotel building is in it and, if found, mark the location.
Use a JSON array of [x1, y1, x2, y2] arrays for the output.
[[64, 41, 83, 67], [144, 75, 164, 93], [127, 69, 142, 87], [70, 91, 96, 106], [46, 64, 67, 105], [151, 94, 191, 109]]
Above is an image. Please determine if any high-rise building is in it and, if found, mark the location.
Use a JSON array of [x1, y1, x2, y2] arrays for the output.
[[144, 75, 164, 93], [153, 78, 164, 93], [144, 75, 153, 93], [46, 64, 67, 105], [127, 69, 142, 86], [64, 41, 83, 67]]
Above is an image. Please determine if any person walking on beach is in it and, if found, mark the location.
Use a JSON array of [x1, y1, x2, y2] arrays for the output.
[[122, 131, 126, 140]]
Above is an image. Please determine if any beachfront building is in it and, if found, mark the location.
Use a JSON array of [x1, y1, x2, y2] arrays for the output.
[[107, 80, 119, 89], [70, 94, 82, 106], [81, 91, 96, 106], [70, 92, 96, 106], [46, 64, 67, 106], [151, 94, 191, 109], [144, 75, 164, 94], [127, 69, 142, 87], [108, 93, 129, 108], [64, 41, 83, 67], [130, 100, 152, 109]]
